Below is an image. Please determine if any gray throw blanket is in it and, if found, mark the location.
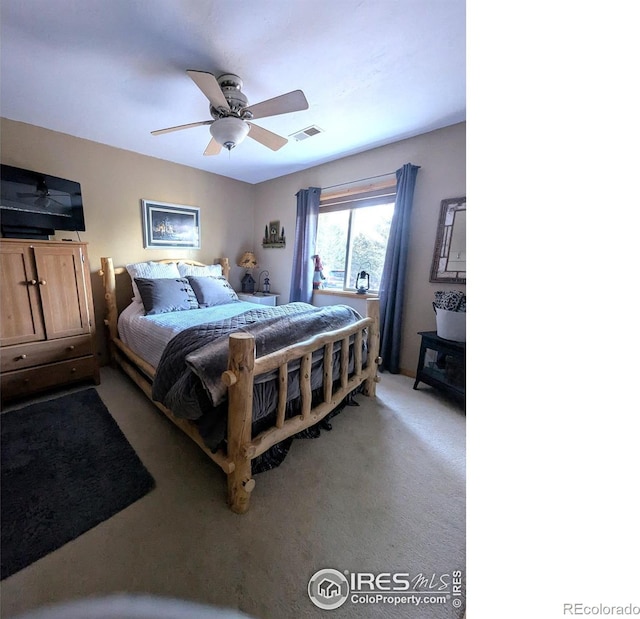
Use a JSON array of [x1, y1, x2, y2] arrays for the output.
[[152, 303, 365, 435]]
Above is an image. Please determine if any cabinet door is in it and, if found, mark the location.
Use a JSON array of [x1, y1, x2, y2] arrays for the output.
[[33, 245, 92, 339], [0, 243, 46, 346]]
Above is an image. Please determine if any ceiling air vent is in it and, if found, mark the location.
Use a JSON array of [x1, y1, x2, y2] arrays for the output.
[[290, 125, 323, 142]]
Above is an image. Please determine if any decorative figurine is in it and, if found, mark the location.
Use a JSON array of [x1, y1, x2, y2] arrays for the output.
[[312, 255, 326, 290], [241, 272, 256, 293], [262, 221, 286, 247]]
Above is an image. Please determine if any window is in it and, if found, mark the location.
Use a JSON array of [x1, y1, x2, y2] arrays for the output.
[[316, 181, 396, 293]]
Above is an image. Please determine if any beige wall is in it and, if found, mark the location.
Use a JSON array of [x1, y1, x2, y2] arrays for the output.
[[254, 122, 466, 374], [1, 118, 256, 363], [1, 118, 465, 374]]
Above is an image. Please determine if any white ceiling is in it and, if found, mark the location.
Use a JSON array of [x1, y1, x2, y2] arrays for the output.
[[0, 0, 465, 185]]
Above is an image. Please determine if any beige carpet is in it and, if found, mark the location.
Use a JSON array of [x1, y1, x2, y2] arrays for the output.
[[0, 367, 465, 619]]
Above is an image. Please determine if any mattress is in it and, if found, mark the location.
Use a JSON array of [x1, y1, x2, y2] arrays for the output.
[[117, 300, 260, 369]]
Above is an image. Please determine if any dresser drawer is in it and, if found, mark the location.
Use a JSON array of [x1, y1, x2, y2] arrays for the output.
[[1, 356, 98, 400], [1, 335, 93, 373]]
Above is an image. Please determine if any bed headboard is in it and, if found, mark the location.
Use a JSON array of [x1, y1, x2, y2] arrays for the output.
[[99, 257, 231, 345]]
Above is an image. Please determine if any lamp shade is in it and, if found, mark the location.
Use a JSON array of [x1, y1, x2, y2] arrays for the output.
[[238, 251, 258, 269], [210, 117, 250, 151]]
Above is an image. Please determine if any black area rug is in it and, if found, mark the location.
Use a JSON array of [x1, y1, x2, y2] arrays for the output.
[[1, 388, 155, 580]]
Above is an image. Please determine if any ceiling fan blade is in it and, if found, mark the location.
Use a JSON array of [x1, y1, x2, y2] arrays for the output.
[[35, 196, 55, 208], [247, 123, 288, 151], [151, 120, 213, 136], [243, 90, 308, 120], [187, 70, 230, 111], [203, 137, 222, 156]]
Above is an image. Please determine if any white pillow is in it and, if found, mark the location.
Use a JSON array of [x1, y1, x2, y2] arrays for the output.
[[177, 262, 223, 278], [125, 261, 181, 303]]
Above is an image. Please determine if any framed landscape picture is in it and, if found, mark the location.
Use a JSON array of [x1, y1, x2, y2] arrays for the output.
[[141, 200, 200, 249]]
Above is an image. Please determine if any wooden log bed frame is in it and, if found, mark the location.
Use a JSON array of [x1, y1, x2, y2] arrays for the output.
[[99, 257, 381, 513]]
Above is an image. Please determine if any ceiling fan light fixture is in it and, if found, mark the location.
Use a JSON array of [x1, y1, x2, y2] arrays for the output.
[[209, 117, 250, 151]]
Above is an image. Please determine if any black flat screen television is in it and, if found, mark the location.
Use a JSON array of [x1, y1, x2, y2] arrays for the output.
[[0, 164, 86, 239]]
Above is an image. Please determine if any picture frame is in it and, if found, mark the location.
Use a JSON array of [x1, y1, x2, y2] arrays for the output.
[[141, 199, 200, 249], [429, 196, 466, 284]]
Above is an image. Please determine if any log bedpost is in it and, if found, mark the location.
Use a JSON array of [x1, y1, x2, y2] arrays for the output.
[[219, 257, 231, 281], [364, 298, 381, 397], [225, 332, 257, 514], [100, 257, 119, 363]]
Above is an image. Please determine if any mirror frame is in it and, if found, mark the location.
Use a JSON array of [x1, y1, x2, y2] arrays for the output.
[[429, 196, 466, 284]]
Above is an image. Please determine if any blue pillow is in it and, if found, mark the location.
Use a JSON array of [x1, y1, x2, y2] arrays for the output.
[[134, 277, 199, 315], [187, 276, 239, 307]]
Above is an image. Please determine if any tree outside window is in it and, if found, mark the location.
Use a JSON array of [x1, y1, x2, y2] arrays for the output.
[[316, 201, 394, 292]]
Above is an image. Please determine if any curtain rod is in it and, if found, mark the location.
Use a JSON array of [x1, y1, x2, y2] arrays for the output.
[[321, 171, 396, 192]]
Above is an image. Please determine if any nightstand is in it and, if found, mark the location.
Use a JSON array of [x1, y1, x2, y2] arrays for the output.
[[413, 331, 465, 403], [237, 292, 279, 307]]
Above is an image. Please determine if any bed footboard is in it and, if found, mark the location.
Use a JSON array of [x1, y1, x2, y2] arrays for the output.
[[222, 299, 381, 513]]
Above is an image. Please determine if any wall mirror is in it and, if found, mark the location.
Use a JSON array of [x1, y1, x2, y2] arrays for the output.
[[430, 196, 466, 284]]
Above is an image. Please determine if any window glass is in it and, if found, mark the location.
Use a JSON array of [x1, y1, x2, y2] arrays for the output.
[[316, 202, 394, 292], [348, 203, 394, 291], [316, 210, 348, 289]]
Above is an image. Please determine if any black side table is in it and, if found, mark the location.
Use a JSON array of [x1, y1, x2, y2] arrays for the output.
[[413, 331, 465, 402]]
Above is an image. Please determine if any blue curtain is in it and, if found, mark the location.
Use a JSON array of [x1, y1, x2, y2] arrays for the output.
[[379, 164, 420, 373], [289, 187, 321, 303]]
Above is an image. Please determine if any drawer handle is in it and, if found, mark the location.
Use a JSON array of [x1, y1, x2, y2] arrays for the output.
[[71, 368, 77, 373], [28, 279, 37, 286], [39, 279, 47, 286], [18, 354, 28, 360], [67, 345, 75, 351]]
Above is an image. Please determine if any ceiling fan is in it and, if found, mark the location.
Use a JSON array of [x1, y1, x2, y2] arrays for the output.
[[151, 70, 309, 155]]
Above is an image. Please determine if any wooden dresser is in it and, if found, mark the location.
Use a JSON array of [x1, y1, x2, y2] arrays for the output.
[[1, 238, 100, 400]]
